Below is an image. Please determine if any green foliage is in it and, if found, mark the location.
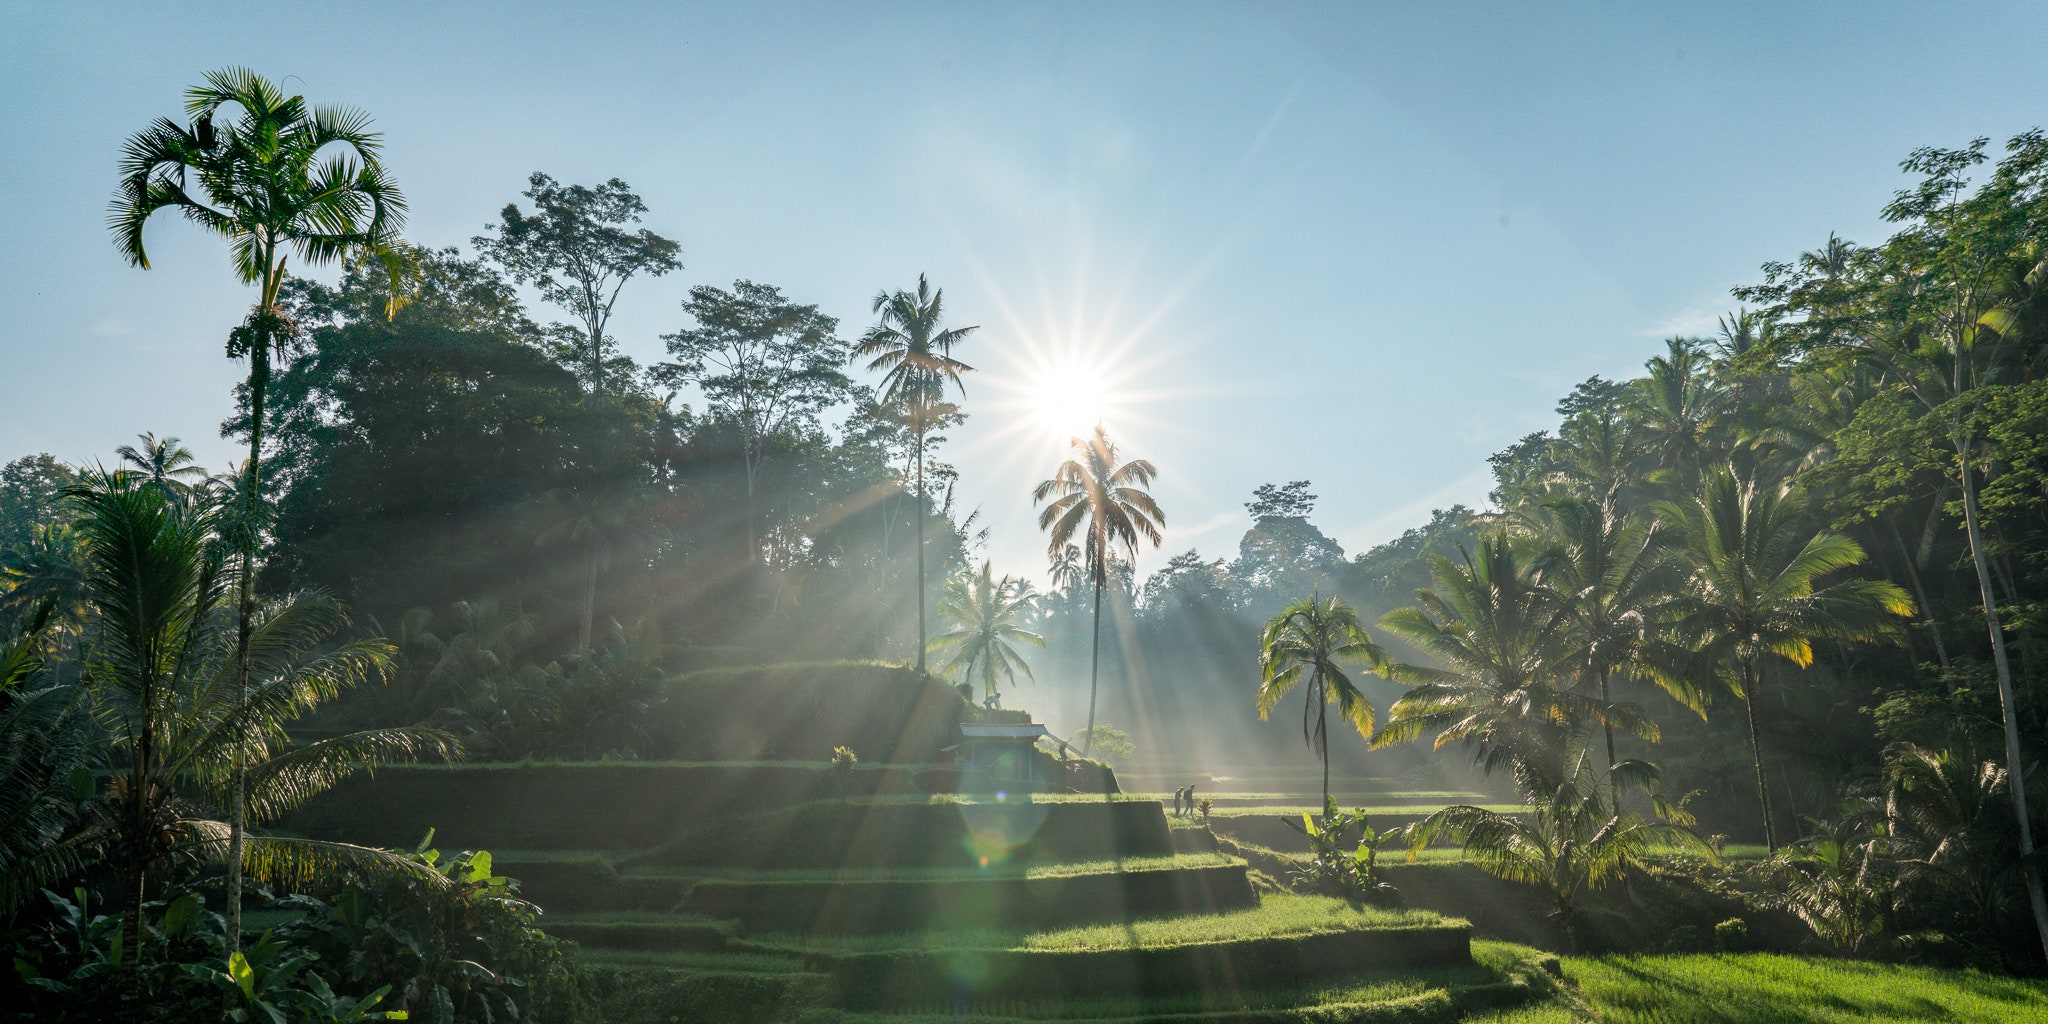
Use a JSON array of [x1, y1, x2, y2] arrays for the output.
[[1280, 797, 1399, 904], [2, 889, 403, 1023], [1074, 724, 1135, 762], [928, 561, 1042, 700], [643, 661, 962, 763], [275, 830, 581, 1024]]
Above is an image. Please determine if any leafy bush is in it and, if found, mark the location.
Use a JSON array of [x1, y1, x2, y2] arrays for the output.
[[1715, 916, 1751, 950], [2, 889, 402, 1023], [1074, 724, 1135, 762], [1280, 798, 1399, 905], [274, 831, 582, 1024]]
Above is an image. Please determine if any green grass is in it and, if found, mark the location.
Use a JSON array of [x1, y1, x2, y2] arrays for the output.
[[747, 893, 1459, 954], [620, 852, 1241, 883], [1560, 951, 2048, 1023], [1196, 798, 1540, 815]]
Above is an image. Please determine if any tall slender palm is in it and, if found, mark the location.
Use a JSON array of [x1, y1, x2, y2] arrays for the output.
[[113, 432, 207, 503], [1406, 747, 1705, 952], [1529, 495, 1697, 784], [853, 275, 976, 670], [110, 67, 414, 952], [1033, 424, 1163, 754], [1657, 466, 1912, 851], [929, 561, 1044, 702], [1375, 533, 1651, 795], [21, 471, 453, 1017], [1256, 592, 1390, 814]]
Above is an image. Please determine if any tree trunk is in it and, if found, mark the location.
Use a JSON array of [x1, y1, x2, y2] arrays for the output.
[[1083, 575, 1102, 755], [1958, 450, 2048, 960], [226, 339, 268, 960], [120, 753, 149, 1022], [1600, 670, 1617, 783], [1739, 659, 1777, 852], [1889, 521, 1951, 674], [578, 541, 597, 650], [914, 427, 927, 672]]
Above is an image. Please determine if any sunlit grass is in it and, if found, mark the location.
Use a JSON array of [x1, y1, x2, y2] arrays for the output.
[[1560, 952, 2048, 1023], [749, 894, 1458, 954], [624, 852, 1240, 882]]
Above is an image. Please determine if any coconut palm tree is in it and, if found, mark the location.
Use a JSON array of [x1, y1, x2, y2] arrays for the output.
[[16, 471, 455, 1016], [1256, 592, 1390, 815], [928, 561, 1044, 702], [1657, 466, 1912, 851], [1375, 533, 1649, 795], [852, 275, 977, 670], [1033, 424, 1164, 754], [1528, 495, 1697, 784], [110, 66, 415, 951], [113, 433, 207, 504], [1406, 747, 1706, 952]]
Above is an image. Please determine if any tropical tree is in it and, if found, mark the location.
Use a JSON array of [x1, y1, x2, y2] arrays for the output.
[[1847, 133, 2048, 956], [1033, 424, 1163, 753], [658, 280, 851, 560], [14, 471, 454, 1015], [853, 275, 977, 669], [1657, 466, 1912, 851], [929, 561, 1044, 702], [110, 66, 415, 952], [1529, 494, 1697, 783], [473, 172, 681, 395], [1405, 747, 1706, 951], [113, 433, 207, 504], [1375, 533, 1648, 795], [1256, 592, 1389, 815]]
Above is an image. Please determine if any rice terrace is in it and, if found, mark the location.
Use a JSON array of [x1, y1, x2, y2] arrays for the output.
[[7, 4, 2048, 1022]]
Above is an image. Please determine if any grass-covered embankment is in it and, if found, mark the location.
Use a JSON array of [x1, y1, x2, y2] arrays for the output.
[[745, 894, 1473, 1008]]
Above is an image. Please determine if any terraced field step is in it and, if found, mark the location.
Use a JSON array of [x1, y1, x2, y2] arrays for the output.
[[574, 938, 1554, 1024], [502, 853, 1258, 934], [741, 895, 1475, 1009], [636, 797, 1180, 871], [1132, 792, 1498, 807]]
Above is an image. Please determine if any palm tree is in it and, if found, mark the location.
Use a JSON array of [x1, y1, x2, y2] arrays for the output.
[[18, 471, 454, 1016], [1529, 495, 1697, 784], [1406, 747, 1706, 952], [1033, 424, 1164, 754], [1882, 742, 2015, 938], [1657, 466, 1912, 851], [853, 275, 976, 670], [928, 561, 1044, 702], [110, 66, 414, 952], [1375, 533, 1648, 795], [113, 432, 207, 503], [1256, 592, 1390, 815]]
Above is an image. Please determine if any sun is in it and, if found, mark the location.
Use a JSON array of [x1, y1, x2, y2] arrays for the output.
[[1031, 362, 1108, 440]]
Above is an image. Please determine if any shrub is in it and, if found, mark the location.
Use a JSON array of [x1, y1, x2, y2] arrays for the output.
[[2, 889, 403, 1023], [275, 830, 582, 1023], [1715, 916, 1751, 950]]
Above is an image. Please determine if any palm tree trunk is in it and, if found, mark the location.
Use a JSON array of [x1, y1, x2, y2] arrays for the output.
[[1889, 521, 1951, 674], [121, 853, 147, 1023], [1083, 574, 1102, 755], [1600, 670, 1617, 784], [1958, 451, 2048, 960], [914, 426, 927, 672], [578, 542, 597, 650], [1739, 658, 1776, 852], [226, 340, 268, 960]]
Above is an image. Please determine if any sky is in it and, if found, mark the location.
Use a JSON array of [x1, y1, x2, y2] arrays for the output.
[[5, 1, 2047, 586]]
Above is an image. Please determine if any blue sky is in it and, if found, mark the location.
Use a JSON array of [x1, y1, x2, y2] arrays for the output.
[[5, 1, 2046, 584]]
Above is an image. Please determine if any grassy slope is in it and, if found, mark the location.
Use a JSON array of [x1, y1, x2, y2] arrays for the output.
[[1550, 952, 2048, 1023], [744, 893, 1458, 954]]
